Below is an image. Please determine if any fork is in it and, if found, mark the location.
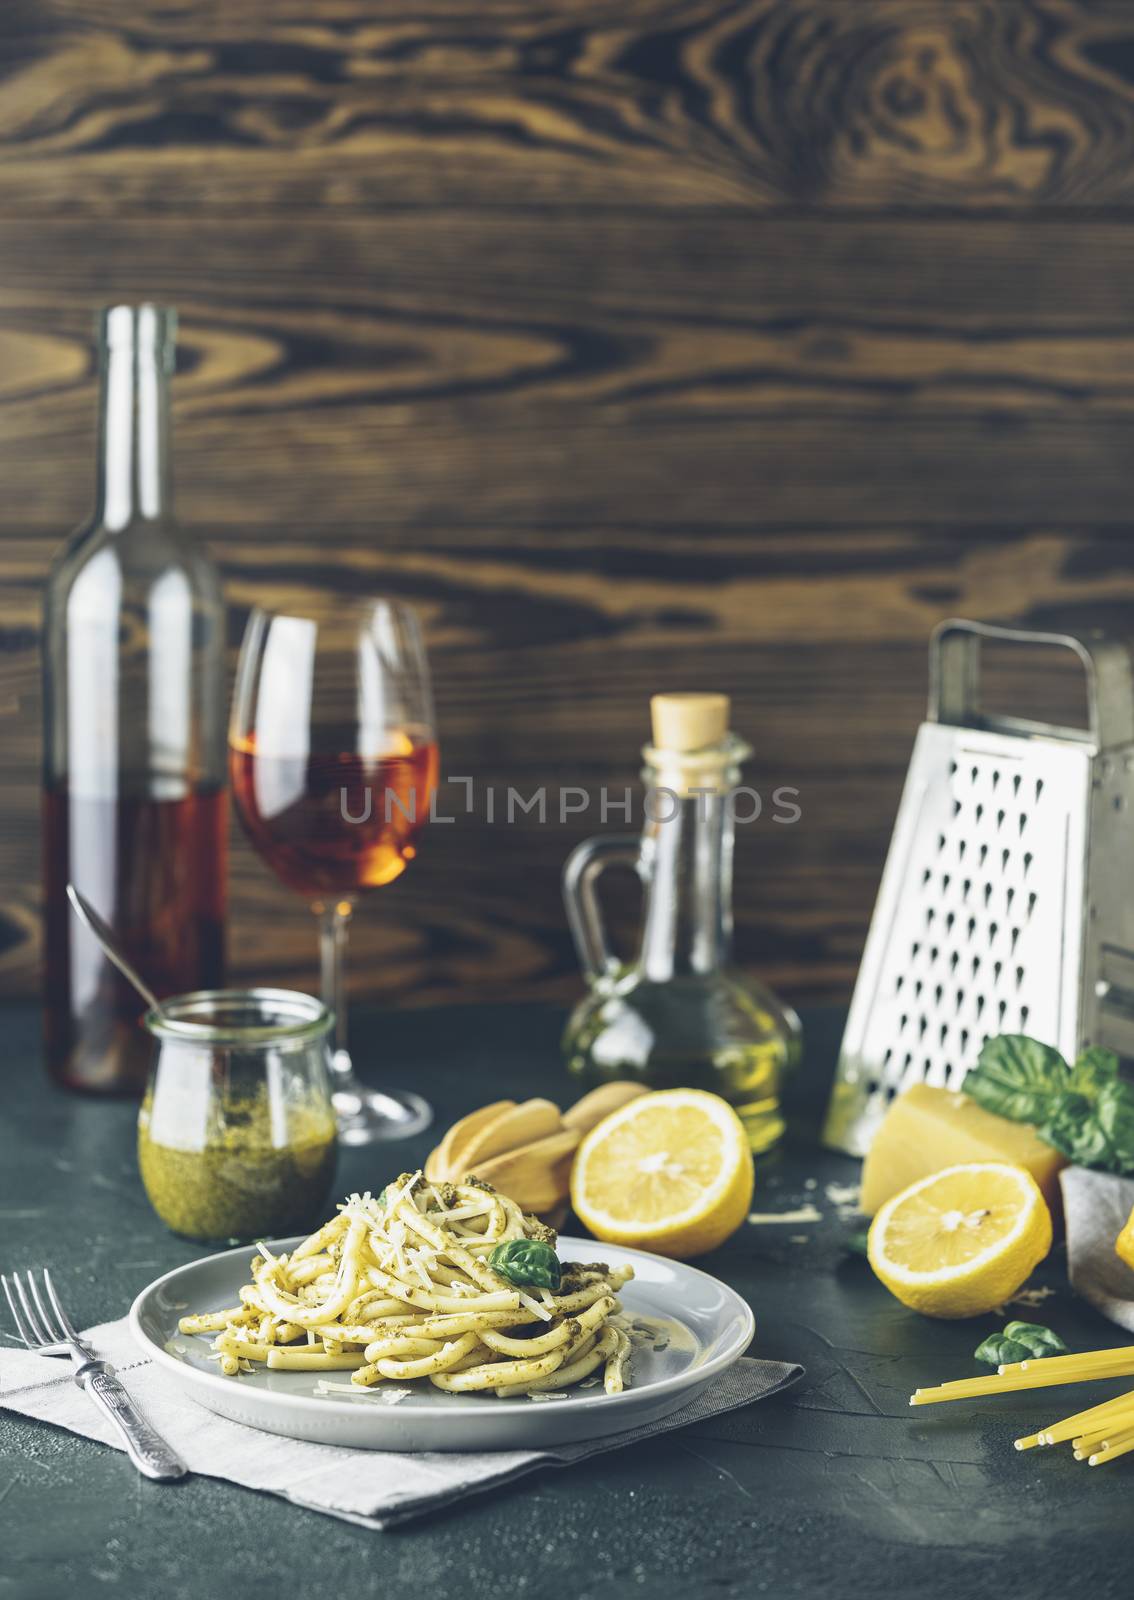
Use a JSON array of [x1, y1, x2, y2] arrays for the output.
[[2, 1268, 187, 1481]]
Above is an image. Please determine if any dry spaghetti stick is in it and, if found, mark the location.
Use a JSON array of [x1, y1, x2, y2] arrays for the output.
[[1004, 1346, 1134, 1378], [1017, 1395, 1134, 1450], [1075, 1421, 1134, 1459], [1073, 1413, 1134, 1450], [1089, 1432, 1134, 1466], [1034, 1390, 1134, 1447], [911, 1361, 1134, 1405]]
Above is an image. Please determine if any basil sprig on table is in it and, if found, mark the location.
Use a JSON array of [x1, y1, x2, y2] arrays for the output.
[[489, 1238, 562, 1291], [962, 1034, 1134, 1176], [973, 1321, 1068, 1367]]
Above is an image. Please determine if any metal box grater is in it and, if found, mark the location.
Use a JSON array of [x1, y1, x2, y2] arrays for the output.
[[823, 618, 1134, 1156]]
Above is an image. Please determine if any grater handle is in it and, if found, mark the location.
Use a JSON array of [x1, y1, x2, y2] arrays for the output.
[[929, 618, 1134, 749]]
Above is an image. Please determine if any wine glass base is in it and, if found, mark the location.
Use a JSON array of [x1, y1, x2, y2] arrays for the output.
[[332, 1085, 433, 1146]]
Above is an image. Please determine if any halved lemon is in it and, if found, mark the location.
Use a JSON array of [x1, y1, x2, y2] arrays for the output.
[[867, 1161, 1052, 1319], [570, 1088, 754, 1259]]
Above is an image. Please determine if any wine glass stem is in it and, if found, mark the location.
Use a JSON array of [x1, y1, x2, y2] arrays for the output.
[[317, 900, 352, 1055]]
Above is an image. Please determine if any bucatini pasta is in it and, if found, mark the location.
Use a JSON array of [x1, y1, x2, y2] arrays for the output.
[[179, 1172, 635, 1398], [910, 1341, 1134, 1468]]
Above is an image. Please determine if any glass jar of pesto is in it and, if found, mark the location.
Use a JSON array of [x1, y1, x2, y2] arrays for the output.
[[137, 988, 338, 1243]]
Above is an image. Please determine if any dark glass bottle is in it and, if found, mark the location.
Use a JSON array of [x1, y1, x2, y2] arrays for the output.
[[42, 306, 226, 1093]]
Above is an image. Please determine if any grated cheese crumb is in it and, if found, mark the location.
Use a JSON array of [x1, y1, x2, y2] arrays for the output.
[[314, 1380, 413, 1404], [517, 1289, 553, 1322]]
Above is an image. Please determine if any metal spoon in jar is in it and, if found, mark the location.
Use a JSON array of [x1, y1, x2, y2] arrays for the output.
[[65, 884, 167, 1019]]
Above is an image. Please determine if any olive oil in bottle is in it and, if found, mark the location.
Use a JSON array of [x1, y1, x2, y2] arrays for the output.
[[561, 694, 801, 1153]]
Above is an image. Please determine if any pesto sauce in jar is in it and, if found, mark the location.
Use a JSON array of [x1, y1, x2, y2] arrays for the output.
[[138, 1090, 337, 1243]]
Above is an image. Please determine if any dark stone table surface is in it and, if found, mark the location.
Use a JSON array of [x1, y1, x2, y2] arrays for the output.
[[0, 1002, 1128, 1600]]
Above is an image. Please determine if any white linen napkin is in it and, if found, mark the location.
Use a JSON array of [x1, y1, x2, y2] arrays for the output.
[[1061, 1167, 1134, 1333], [0, 1318, 801, 1529]]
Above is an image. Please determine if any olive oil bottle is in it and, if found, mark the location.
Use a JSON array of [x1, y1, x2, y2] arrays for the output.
[[561, 694, 801, 1153]]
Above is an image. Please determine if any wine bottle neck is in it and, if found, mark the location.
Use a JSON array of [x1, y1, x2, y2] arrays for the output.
[[96, 305, 175, 531]]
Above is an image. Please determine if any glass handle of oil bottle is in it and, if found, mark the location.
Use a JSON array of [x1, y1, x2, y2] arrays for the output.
[[562, 834, 643, 985], [561, 692, 802, 1153]]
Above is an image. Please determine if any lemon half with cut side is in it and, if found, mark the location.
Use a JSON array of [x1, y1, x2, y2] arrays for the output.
[[867, 1161, 1052, 1319], [570, 1088, 754, 1260]]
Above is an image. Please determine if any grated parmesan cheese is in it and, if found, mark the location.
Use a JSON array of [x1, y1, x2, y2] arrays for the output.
[[314, 1381, 413, 1404], [407, 1247, 435, 1292], [517, 1289, 552, 1323]]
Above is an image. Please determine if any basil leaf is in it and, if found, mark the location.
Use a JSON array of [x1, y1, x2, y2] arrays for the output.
[[1096, 1080, 1134, 1174], [1038, 1092, 1107, 1164], [963, 1032, 1134, 1178], [1070, 1047, 1119, 1090], [962, 1034, 1068, 1125], [1002, 1320, 1068, 1356], [974, 1333, 1031, 1366], [843, 1227, 870, 1258], [973, 1322, 1067, 1366], [489, 1238, 562, 1291]]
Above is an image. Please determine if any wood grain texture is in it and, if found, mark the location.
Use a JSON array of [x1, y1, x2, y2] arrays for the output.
[[7, 1, 1134, 210], [3, 0, 1134, 1014]]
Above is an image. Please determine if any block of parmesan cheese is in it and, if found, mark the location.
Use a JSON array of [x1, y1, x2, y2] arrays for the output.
[[859, 1082, 1066, 1217]]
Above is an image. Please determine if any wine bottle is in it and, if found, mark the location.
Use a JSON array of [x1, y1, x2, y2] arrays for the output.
[[41, 305, 226, 1092]]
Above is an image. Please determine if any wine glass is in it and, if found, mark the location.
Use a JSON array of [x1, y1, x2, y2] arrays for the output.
[[230, 597, 438, 1144]]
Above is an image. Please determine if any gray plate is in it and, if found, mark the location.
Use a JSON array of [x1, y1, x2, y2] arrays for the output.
[[129, 1235, 755, 1451]]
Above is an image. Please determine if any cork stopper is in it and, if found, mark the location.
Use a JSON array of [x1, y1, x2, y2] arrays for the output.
[[650, 693, 730, 753]]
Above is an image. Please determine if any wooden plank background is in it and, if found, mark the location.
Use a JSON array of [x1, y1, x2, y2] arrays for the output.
[[4, 0, 1134, 1015]]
